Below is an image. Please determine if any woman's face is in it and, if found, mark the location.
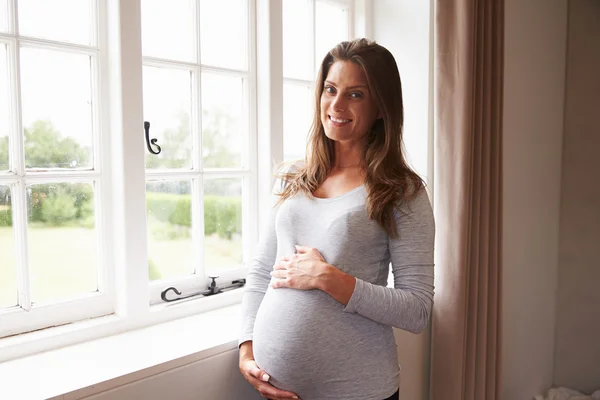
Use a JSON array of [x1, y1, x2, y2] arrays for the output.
[[320, 60, 380, 145]]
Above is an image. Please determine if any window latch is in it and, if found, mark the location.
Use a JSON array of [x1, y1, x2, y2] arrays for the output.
[[144, 121, 162, 155], [160, 276, 246, 303]]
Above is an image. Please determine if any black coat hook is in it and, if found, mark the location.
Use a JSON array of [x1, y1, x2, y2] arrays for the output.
[[144, 121, 161, 155]]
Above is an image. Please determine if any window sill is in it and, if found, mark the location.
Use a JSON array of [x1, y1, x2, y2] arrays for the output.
[[0, 303, 243, 400]]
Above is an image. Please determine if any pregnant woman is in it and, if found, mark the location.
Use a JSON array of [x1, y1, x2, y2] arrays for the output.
[[239, 38, 435, 400]]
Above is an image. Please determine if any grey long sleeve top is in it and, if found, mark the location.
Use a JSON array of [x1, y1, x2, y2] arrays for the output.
[[240, 177, 435, 400]]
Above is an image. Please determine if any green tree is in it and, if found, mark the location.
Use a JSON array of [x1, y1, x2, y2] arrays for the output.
[[145, 110, 237, 170], [145, 113, 192, 169], [0, 136, 8, 171], [41, 187, 78, 226], [202, 109, 238, 168], [24, 120, 89, 168]]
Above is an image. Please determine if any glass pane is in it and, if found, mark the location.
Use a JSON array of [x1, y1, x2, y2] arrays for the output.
[[0, 185, 16, 308], [282, 0, 313, 80], [18, 0, 93, 46], [315, 1, 349, 70], [142, 0, 196, 62], [0, 0, 8, 33], [143, 66, 192, 170], [201, 73, 244, 168], [283, 83, 313, 161], [27, 182, 97, 303], [0, 44, 9, 172], [146, 180, 194, 281], [204, 178, 242, 274], [200, 0, 247, 70], [20, 48, 93, 170]]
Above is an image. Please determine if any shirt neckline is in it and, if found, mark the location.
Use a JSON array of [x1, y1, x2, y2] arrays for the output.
[[308, 184, 366, 203]]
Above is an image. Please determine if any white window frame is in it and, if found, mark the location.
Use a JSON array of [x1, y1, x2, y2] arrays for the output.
[[140, 0, 257, 306], [282, 0, 354, 161], [0, 0, 113, 338], [0, 0, 369, 363]]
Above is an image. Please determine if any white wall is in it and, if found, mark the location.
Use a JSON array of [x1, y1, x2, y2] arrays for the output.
[[80, 349, 261, 400], [502, 1, 568, 399], [373, 2, 433, 400]]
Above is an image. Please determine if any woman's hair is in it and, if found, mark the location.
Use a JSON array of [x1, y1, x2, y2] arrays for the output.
[[277, 38, 424, 239]]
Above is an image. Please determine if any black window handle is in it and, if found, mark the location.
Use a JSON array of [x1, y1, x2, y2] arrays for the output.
[[144, 121, 161, 155], [160, 277, 247, 303]]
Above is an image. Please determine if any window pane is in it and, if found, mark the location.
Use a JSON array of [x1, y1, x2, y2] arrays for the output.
[[18, 0, 93, 46], [20, 48, 93, 170], [284, 83, 313, 161], [143, 66, 192, 170], [0, 44, 9, 172], [315, 1, 349, 69], [283, 0, 312, 80], [0, 185, 16, 308], [204, 178, 242, 274], [142, 0, 196, 62], [27, 182, 97, 303], [146, 180, 195, 281], [201, 73, 244, 168], [0, 0, 8, 33], [200, 0, 247, 70]]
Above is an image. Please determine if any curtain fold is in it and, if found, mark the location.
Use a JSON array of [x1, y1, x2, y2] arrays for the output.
[[430, 1, 503, 399]]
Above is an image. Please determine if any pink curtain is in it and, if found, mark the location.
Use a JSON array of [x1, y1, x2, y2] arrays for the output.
[[430, 1, 504, 399]]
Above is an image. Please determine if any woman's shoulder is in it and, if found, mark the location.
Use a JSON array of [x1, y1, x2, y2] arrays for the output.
[[276, 160, 305, 175], [273, 160, 305, 194], [395, 184, 433, 220]]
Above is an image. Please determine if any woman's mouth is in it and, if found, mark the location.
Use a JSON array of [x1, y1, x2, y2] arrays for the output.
[[328, 115, 352, 125]]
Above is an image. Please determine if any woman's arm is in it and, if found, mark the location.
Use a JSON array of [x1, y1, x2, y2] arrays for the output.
[[336, 188, 435, 333], [239, 180, 283, 345]]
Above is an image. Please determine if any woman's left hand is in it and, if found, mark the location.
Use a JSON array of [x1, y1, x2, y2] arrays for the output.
[[270, 245, 328, 290]]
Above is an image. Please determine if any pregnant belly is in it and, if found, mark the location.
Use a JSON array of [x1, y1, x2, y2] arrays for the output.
[[252, 287, 398, 399]]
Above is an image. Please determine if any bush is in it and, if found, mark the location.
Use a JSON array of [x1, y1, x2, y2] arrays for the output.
[[145, 192, 241, 239], [41, 190, 78, 226], [28, 183, 94, 226], [0, 206, 11, 227], [205, 195, 242, 240]]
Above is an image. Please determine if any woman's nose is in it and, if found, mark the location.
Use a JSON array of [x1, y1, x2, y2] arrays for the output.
[[331, 94, 347, 112]]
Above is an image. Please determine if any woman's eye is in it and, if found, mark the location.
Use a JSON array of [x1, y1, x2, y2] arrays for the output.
[[325, 86, 336, 94], [350, 92, 363, 99]]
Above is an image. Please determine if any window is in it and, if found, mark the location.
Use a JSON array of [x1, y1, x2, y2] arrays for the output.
[[0, 0, 362, 361], [282, 0, 352, 161], [140, 0, 253, 304], [0, 0, 110, 338]]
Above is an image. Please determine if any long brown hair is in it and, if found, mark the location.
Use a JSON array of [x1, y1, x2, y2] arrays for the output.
[[277, 38, 424, 239]]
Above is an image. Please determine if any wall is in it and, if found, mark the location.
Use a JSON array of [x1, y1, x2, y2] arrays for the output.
[[502, 0, 568, 399], [373, 1, 433, 400], [78, 1, 589, 399], [81, 349, 261, 400], [553, 0, 600, 393]]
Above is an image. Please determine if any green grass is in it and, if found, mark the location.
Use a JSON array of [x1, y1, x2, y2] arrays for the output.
[[0, 225, 243, 308]]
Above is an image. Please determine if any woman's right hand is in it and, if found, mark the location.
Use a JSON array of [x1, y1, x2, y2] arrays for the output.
[[239, 341, 299, 400]]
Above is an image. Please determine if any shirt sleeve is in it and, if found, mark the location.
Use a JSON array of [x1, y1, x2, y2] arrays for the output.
[[343, 187, 435, 334], [238, 176, 286, 346]]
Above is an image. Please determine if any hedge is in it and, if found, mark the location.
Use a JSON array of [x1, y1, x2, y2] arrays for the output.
[[145, 192, 241, 239], [0, 190, 241, 240]]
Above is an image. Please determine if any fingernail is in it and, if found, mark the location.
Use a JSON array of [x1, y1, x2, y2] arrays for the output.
[[262, 373, 270, 381], [293, 397, 299, 399]]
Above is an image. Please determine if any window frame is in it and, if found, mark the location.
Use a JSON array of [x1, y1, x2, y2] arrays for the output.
[[282, 0, 354, 161], [0, 0, 114, 339], [139, 0, 256, 305]]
